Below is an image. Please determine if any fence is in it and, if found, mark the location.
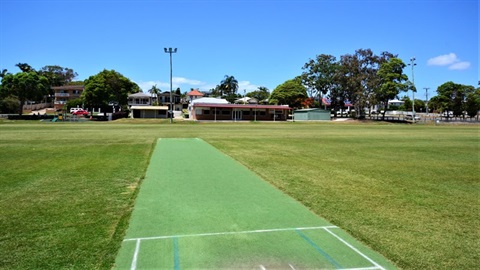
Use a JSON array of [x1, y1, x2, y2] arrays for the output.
[[22, 102, 52, 111]]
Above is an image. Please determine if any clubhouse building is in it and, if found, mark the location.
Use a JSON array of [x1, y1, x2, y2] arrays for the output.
[[189, 98, 291, 121]]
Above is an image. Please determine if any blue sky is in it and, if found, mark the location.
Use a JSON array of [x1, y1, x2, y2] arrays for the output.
[[0, 0, 478, 100]]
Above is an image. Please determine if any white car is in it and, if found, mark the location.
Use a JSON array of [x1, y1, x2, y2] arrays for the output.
[[405, 114, 420, 121], [70, 107, 84, 113]]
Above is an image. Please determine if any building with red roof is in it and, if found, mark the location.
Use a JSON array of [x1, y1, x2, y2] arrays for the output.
[[186, 89, 204, 103]]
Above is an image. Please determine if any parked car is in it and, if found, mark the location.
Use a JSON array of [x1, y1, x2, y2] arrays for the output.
[[70, 107, 84, 113], [72, 109, 89, 116], [405, 114, 420, 121]]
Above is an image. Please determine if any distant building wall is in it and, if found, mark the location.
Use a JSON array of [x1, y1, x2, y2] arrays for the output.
[[294, 109, 331, 120]]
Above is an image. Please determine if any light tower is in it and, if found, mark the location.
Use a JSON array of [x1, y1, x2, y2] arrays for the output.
[[164, 47, 177, 123]]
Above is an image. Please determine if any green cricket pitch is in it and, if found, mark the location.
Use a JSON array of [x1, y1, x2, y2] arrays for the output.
[[114, 138, 396, 269]]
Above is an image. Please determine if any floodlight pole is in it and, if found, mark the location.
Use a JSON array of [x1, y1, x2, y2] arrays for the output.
[[164, 47, 177, 123], [408, 57, 417, 122]]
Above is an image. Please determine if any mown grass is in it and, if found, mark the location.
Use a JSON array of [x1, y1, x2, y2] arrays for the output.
[[0, 119, 478, 269]]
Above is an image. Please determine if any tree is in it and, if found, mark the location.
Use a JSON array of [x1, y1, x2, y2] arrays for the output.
[[0, 69, 9, 78], [246, 86, 270, 101], [0, 96, 19, 114], [402, 96, 425, 112], [269, 77, 307, 108], [82, 69, 140, 113], [148, 84, 161, 105], [0, 71, 49, 115], [465, 88, 480, 118], [436, 81, 474, 116], [15, 63, 34, 73], [301, 54, 337, 105], [336, 49, 394, 118], [218, 75, 239, 97], [38, 65, 78, 87], [68, 81, 85, 86], [376, 57, 409, 119]]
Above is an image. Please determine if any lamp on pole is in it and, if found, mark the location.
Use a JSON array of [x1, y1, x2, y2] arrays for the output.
[[164, 47, 177, 123], [408, 57, 417, 122]]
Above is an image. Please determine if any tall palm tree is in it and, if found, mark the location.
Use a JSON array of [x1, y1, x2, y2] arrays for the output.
[[219, 75, 239, 96], [148, 84, 161, 105], [15, 63, 34, 73], [0, 69, 8, 78]]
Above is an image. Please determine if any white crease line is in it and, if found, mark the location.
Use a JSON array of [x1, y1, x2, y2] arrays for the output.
[[323, 228, 385, 270], [124, 225, 338, 241], [289, 263, 296, 270], [259, 265, 266, 270], [130, 239, 141, 270]]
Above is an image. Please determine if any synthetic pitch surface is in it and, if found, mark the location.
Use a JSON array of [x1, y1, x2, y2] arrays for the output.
[[114, 138, 396, 269]]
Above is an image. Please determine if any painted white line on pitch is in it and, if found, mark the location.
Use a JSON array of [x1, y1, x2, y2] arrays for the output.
[[338, 267, 382, 270], [289, 263, 296, 270], [259, 265, 266, 270], [323, 228, 385, 270], [130, 239, 141, 270], [124, 225, 338, 241]]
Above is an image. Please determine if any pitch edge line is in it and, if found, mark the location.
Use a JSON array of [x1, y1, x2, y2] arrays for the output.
[[124, 225, 338, 242], [323, 228, 386, 270], [338, 267, 382, 270]]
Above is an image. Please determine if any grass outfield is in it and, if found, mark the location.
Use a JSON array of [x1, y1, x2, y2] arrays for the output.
[[0, 120, 478, 269]]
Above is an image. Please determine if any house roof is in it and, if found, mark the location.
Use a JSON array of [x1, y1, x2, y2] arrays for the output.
[[192, 103, 291, 110], [294, 108, 329, 112], [128, 92, 151, 98], [186, 89, 204, 96], [51, 85, 84, 90], [130, 106, 169, 110], [388, 99, 404, 103], [191, 97, 229, 105]]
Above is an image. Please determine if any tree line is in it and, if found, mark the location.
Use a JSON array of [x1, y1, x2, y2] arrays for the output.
[[268, 48, 479, 119], [0, 64, 141, 115], [1, 52, 479, 119], [0, 64, 78, 114]]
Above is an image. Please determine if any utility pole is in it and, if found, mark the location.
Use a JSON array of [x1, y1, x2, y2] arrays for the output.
[[424, 87, 430, 115], [408, 57, 417, 122]]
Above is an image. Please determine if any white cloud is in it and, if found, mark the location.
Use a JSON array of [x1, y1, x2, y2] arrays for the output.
[[448, 61, 471, 70], [427, 53, 458, 66], [238, 81, 260, 93], [135, 80, 169, 92], [136, 78, 263, 94], [427, 53, 470, 70], [172, 77, 205, 86], [136, 77, 207, 92]]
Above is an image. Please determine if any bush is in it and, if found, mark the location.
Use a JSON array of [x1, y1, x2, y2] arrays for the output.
[[0, 97, 20, 114], [112, 111, 128, 120], [7, 114, 54, 120]]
